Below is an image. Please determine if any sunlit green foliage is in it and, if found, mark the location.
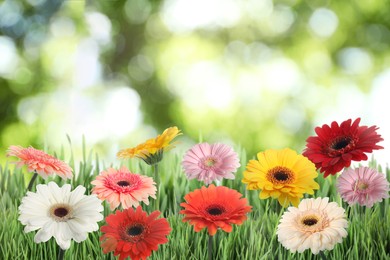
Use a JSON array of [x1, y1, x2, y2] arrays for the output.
[[1, 0, 389, 163]]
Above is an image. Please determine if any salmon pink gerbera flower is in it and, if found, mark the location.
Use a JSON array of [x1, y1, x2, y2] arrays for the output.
[[182, 143, 240, 185], [303, 118, 383, 177], [100, 206, 171, 260], [91, 166, 156, 210], [6, 145, 72, 180], [180, 184, 252, 236], [337, 166, 389, 208]]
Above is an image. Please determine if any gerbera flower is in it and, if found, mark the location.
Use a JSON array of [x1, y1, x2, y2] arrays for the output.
[[100, 206, 171, 260], [91, 166, 156, 210], [117, 126, 181, 165], [182, 143, 240, 185], [337, 166, 390, 208], [7, 145, 73, 180], [18, 182, 103, 250], [180, 184, 251, 236], [277, 197, 348, 254], [242, 148, 319, 207], [303, 118, 383, 177]]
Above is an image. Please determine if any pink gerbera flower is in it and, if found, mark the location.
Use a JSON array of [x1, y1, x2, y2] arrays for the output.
[[6, 145, 72, 180], [182, 143, 240, 185], [337, 166, 389, 208], [91, 166, 156, 210]]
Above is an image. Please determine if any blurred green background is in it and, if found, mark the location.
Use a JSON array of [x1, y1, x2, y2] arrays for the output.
[[0, 0, 389, 165]]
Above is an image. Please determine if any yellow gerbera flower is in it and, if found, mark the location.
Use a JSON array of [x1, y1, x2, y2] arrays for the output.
[[242, 148, 319, 207], [117, 126, 181, 165]]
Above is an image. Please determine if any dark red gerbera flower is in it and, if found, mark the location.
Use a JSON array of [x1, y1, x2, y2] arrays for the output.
[[100, 206, 171, 260], [303, 118, 383, 177]]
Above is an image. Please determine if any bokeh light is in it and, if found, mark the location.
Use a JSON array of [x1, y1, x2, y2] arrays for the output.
[[0, 0, 389, 167]]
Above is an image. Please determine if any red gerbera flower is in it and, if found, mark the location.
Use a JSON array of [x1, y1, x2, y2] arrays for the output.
[[180, 184, 252, 236], [303, 118, 383, 177], [100, 206, 171, 260]]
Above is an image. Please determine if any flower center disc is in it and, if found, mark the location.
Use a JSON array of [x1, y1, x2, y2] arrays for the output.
[[206, 205, 225, 216], [331, 136, 352, 150], [127, 225, 144, 236], [298, 213, 329, 233], [205, 158, 216, 167], [54, 207, 68, 218], [355, 180, 369, 192], [303, 218, 318, 226], [267, 166, 295, 184], [49, 203, 72, 222], [117, 180, 130, 187]]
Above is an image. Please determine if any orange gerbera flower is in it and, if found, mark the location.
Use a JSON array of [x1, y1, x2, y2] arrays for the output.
[[6, 145, 72, 180], [180, 184, 252, 236], [117, 126, 181, 165], [100, 206, 171, 260]]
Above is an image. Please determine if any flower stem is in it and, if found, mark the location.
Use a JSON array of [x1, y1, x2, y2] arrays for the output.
[[57, 247, 65, 260], [27, 171, 38, 191], [208, 234, 213, 260], [153, 163, 159, 211], [319, 251, 327, 260]]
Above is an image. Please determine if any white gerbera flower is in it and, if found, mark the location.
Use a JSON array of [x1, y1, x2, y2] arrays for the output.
[[18, 181, 104, 250], [277, 197, 348, 254]]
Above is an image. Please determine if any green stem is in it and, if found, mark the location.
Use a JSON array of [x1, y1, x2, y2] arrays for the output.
[[57, 247, 65, 260], [208, 234, 213, 260], [319, 251, 327, 260], [27, 171, 38, 191], [153, 163, 159, 211]]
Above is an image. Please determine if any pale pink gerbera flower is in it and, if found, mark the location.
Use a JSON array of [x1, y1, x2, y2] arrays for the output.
[[91, 166, 156, 210], [277, 197, 348, 255], [182, 143, 240, 185], [337, 166, 389, 208], [6, 145, 72, 180]]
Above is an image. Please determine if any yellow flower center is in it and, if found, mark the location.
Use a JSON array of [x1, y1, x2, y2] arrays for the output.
[[205, 158, 216, 167], [356, 180, 368, 190], [267, 166, 295, 184]]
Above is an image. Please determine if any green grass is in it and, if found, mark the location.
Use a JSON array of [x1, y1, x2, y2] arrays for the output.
[[0, 143, 389, 260]]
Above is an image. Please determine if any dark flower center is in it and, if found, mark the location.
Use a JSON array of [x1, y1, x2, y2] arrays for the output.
[[267, 166, 295, 184], [117, 181, 130, 187], [206, 205, 225, 216], [127, 225, 144, 236], [49, 203, 72, 222], [274, 171, 288, 181], [303, 218, 318, 226], [331, 137, 352, 150], [54, 207, 68, 218]]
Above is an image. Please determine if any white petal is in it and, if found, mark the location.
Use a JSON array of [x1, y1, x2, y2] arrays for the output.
[[68, 185, 86, 205], [24, 225, 41, 233], [55, 237, 71, 250], [36, 184, 58, 204], [34, 221, 55, 243], [48, 182, 64, 203]]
